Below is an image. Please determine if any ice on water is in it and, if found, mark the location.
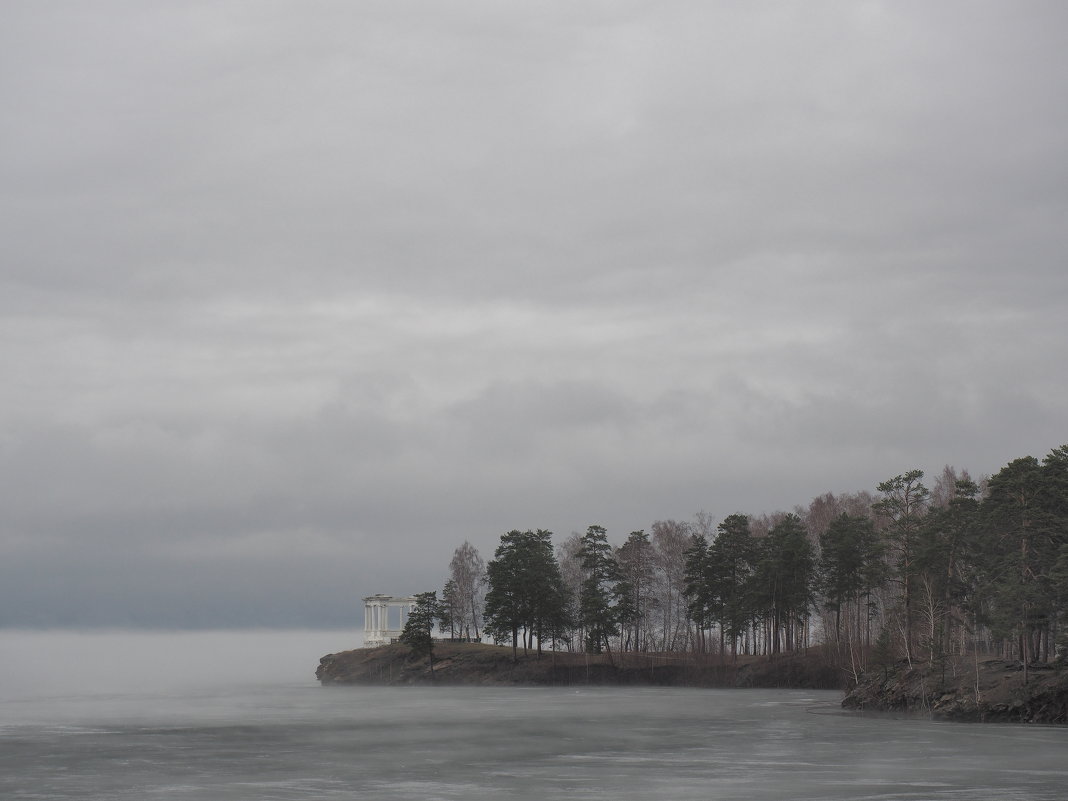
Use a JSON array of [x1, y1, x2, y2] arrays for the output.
[[1, 630, 1065, 800]]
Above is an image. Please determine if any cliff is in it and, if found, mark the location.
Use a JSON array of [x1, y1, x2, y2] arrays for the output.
[[841, 657, 1068, 724], [316, 641, 844, 689]]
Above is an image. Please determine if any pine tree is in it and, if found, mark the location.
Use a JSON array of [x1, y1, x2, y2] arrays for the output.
[[683, 533, 713, 653], [710, 514, 756, 659], [526, 530, 571, 656], [752, 514, 813, 656], [483, 529, 570, 661], [819, 513, 880, 645], [914, 478, 981, 661], [874, 470, 930, 663], [982, 456, 1056, 673], [439, 579, 461, 639], [483, 531, 529, 660], [578, 525, 622, 655], [399, 591, 443, 673]]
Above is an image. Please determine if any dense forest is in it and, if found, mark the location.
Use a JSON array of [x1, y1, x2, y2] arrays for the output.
[[415, 445, 1068, 679]]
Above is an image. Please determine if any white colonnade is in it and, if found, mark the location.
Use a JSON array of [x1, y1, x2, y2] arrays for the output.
[[362, 594, 418, 646]]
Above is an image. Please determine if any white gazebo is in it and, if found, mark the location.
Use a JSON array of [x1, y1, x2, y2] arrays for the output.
[[362, 594, 418, 646]]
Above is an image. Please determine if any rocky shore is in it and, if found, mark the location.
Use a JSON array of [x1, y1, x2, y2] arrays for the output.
[[316, 641, 843, 690], [841, 656, 1068, 724], [318, 642, 1068, 724]]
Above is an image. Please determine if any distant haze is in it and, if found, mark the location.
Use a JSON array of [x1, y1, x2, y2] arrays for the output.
[[1, 2, 1065, 628], [0, 629, 363, 701]]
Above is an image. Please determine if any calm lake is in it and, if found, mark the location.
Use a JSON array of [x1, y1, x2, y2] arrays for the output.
[[1, 630, 1065, 800]]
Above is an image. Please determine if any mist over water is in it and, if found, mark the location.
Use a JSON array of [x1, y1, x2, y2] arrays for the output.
[[0, 628, 363, 703], [2, 631, 1066, 800]]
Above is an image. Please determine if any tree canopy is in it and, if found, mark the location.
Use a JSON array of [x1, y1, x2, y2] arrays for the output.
[[483, 529, 569, 661], [399, 591, 444, 672], [422, 443, 1068, 674]]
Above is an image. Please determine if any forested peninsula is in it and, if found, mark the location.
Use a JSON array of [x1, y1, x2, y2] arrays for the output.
[[321, 444, 1068, 723], [316, 641, 841, 690]]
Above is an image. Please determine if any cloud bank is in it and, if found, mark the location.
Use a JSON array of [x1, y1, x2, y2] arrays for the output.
[[2, 1, 1066, 626]]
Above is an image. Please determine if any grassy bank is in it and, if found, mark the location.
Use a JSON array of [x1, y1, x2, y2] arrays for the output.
[[316, 641, 845, 689]]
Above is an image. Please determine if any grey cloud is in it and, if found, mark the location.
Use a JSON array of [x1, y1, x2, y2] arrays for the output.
[[1, 2, 1066, 626]]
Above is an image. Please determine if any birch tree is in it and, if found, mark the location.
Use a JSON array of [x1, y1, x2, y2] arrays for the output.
[[449, 541, 486, 640]]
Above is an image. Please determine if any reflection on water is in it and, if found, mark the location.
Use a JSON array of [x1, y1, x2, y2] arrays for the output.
[[1, 631, 1065, 800]]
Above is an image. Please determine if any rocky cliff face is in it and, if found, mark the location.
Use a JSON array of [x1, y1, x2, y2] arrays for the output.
[[841, 658, 1068, 724]]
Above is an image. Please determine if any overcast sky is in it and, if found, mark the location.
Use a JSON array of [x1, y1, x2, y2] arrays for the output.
[[2, 1, 1065, 628]]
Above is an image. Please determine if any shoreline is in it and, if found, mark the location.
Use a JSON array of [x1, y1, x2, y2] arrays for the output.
[[317, 642, 1068, 724], [317, 641, 848, 691], [841, 656, 1068, 724]]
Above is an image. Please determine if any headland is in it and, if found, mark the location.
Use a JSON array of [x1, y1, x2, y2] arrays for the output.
[[317, 642, 1068, 724], [317, 641, 845, 690]]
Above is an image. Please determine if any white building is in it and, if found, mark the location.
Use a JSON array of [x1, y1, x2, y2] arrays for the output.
[[362, 594, 418, 647]]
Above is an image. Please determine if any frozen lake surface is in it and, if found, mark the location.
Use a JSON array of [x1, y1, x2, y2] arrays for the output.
[[1, 630, 1065, 800]]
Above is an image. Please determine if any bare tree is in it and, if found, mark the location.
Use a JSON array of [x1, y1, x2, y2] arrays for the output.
[[801, 492, 841, 541], [651, 519, 692, 652], [930, 465, 977, 509], [449, 541, 486, 641], [617, 530, 657, 651], [556, 532, 585, 651]]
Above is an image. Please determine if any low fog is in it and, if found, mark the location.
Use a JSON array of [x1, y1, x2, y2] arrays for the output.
[[0, 629, 364, 704]]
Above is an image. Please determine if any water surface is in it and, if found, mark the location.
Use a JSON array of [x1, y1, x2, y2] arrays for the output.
[[1, 631, 1065, 800]]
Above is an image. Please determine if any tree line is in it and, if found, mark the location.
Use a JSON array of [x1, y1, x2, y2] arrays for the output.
[[402, 444, 1068, 674]]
